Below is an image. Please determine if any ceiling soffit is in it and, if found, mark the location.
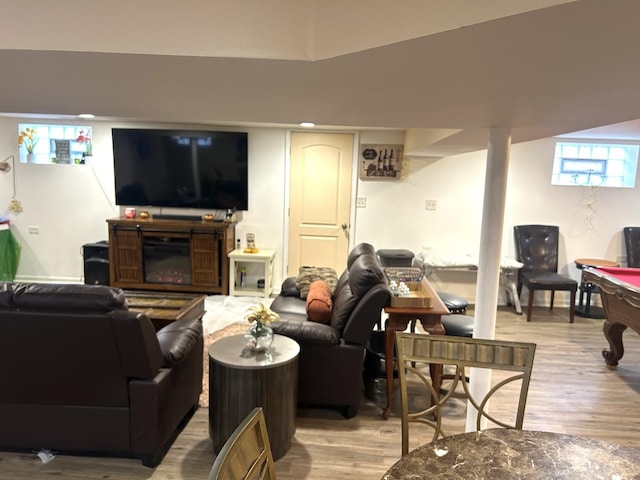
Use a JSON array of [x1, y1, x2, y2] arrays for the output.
[[0, 0, 577, 60]]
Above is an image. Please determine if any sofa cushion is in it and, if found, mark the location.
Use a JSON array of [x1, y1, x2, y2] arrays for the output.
[[332, 269, 349, 299], [296, 266, 338, 299], [347, 242, 376, 269], [330, 284, 358, 332], [348, 254, 386, 298], [270, 295, 308, 317], [306, 280, 333, 324], [12, 283, 128, 312]]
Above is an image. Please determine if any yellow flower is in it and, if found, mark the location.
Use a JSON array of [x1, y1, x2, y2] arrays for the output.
[[18, 127, 38, 154], [245, 303, 279, 325], [7, 198, 22, 215]]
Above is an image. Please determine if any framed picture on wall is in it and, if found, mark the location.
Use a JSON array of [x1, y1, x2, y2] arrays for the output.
[[359, 144, 404, 180]]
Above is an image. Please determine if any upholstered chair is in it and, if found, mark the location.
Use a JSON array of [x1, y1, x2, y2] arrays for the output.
[[513, 225, 577, 323], [623, 227, 640, 268]]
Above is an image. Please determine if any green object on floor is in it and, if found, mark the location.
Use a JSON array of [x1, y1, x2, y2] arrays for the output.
[[0, 229, 21, 281]]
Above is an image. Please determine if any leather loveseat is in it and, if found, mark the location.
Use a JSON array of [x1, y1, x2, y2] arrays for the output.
[[270, 243, 390, 418], [0, 282, 203, 467]]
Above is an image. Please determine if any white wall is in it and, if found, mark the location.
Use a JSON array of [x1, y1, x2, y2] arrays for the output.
[[0, 117, 288, 284], [356, 131, 640, 305], [1, 115, 638, 307]]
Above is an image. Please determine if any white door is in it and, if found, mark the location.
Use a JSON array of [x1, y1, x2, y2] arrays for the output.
[[288, 132, 354, 276]]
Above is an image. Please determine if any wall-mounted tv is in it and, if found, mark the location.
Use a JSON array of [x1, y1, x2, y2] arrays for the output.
[[112, 128, 248, 211]]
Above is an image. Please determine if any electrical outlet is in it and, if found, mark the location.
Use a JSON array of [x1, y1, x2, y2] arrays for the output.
[[425, 199, 437, 210], [356, 197, 367, 208], [28, 226, 39, 235]]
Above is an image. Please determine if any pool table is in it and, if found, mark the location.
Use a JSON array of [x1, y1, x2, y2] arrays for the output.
[[582, 266, 640, 367]]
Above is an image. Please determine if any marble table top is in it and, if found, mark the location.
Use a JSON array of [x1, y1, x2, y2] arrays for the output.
[[382, 429, 640, 479], [209, 334, 299, 369]]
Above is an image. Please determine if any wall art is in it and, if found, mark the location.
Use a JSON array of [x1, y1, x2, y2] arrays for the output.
[[359, 144, 404, 180]]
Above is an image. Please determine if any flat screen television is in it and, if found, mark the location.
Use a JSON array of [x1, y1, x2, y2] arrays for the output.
[[112, 128, 248, 211]]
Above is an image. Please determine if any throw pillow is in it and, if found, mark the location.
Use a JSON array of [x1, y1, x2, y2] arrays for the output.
[[296, 266, 339, 299], [306, 280, 333, 324]]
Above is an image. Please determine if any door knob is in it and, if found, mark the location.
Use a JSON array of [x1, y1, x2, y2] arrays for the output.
[[341, 223, 348, 230]]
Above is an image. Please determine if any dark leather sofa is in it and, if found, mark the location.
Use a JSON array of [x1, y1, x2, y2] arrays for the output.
[[0, 282, 203, 467], [270, 243, 390, 418]]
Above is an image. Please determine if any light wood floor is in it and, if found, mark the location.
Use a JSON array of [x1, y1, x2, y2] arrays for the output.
[[1, 306, 639, 479]]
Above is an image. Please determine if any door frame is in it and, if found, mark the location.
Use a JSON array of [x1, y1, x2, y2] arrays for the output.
[[282, 129, 361, 280]]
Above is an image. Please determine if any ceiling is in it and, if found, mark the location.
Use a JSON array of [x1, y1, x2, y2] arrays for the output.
[[2, 0, 640, 156]]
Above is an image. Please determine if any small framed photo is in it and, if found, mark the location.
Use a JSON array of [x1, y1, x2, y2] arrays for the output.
[[359, 144, 404, 180]]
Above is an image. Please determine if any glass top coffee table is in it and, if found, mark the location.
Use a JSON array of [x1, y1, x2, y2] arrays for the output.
[[124, 290, 206, 330]]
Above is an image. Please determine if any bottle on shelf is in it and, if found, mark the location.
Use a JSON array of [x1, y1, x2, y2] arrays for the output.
[[240, 265, 247, 287]]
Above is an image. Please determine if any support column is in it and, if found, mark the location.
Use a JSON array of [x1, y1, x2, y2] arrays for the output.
[[465, 126, 512, 432]]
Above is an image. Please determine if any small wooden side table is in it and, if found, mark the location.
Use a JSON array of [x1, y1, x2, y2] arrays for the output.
[[382, 278, 450, 420], [208, 334, 299, 460], [574, 258, 619, 318], [228, 248, 276, 298]]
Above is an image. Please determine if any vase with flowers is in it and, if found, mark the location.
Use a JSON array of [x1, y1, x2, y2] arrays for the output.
[[18, 127, 38, 163], [243, 302, 279, 352]]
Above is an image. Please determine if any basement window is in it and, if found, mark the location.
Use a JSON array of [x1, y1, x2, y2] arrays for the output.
[[551, 141, 639, 188], [18, 123, 93, 165]]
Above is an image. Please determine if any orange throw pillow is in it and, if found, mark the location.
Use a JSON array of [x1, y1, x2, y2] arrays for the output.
[[306, 280, 333, 323]]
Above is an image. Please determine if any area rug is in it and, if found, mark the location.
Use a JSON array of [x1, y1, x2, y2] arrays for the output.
[[199, 322, 248, 408]]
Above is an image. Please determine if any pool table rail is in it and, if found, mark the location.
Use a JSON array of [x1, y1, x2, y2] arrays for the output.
[[583, 267, 640, 367]]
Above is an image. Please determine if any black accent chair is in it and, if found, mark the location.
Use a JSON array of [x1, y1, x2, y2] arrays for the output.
[[513, 225, 577, 323], [623, 227, 640, 267]]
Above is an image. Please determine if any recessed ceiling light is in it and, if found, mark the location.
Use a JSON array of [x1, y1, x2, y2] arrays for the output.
[[300, 122, 315, 128], [78, 113, 95, 119]]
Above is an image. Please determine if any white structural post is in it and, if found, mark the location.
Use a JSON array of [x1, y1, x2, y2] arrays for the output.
[[465, 126, 512, 432]]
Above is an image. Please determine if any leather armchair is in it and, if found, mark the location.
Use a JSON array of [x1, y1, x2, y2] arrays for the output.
[[271, 243, 390, 418], [0, 282, 203, 467]]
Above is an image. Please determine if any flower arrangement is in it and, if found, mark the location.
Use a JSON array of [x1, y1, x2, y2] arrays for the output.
[[76, 129, 92, 156], [245, 302, 280, 328], [244, 303, 279, 350], [18, 127, 38, 154]]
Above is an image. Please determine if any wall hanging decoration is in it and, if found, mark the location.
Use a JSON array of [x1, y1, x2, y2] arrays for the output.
[[1, 155, 22, 215], [359, 143, 404, 180]]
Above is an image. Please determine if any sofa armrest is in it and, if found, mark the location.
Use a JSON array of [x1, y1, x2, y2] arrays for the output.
[[156, 317, 203, 367], [273, 315, 340, 346], [280, 277, 300, 297]]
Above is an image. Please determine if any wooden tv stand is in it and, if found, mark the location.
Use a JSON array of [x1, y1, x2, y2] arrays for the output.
[[107, 217, 235, 294]]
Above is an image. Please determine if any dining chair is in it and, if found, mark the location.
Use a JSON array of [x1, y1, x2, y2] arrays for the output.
[[513, 224, 577, 323], [395, 332, 536, 455], [623, 226, 640, 268], [208, 407, 276, 480]]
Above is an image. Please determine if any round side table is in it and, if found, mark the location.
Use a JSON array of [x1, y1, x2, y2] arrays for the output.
[[574, 258, 619, 318], [208, 333, 299, 460]]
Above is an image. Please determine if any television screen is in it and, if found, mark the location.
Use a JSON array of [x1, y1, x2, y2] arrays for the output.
[[112, 128, 248, 211]]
